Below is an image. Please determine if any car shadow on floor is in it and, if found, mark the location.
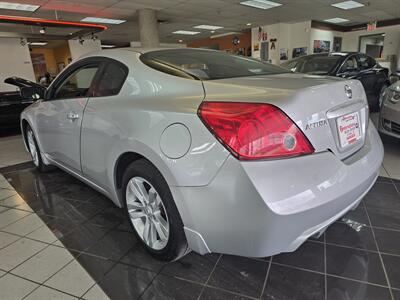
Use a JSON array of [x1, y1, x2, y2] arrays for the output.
[[1, 163, 400, 300]]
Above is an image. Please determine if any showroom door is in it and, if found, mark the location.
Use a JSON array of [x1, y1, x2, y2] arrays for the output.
[[35, 61, 103, 173]]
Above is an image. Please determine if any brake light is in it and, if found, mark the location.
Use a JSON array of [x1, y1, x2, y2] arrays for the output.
[[198, 102, 314, 160]]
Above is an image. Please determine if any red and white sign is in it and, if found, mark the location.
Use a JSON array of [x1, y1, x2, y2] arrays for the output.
[[337, 112, 362, 148]]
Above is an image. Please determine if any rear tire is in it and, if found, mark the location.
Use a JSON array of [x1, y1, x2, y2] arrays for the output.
[[122, 159, 189, 261], [25, 125, 54, 173]]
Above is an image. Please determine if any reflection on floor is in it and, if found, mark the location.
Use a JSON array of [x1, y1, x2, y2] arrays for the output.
[[0, 160, 400, 300]]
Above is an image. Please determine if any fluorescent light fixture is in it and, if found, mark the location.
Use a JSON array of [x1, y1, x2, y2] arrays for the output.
[[324, 17, 349, 23], [81, 17, 126, 24], [194, 25, 223, 30], [173, 30, 200, 35], [101, 44, 115, 48], [331, 1, 364, 10], [0, 1, 40, 11], [28, 42, 47, 46], [240, 0, 281, 10], [211, 32, 241, 39]]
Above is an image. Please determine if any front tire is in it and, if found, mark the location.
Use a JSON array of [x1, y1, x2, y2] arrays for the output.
[[122, 159, 189, 261], [26, 125, 53, 172]]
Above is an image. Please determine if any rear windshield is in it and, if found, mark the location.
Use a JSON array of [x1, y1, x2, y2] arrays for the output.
[[140, 49, 288, 80], [295, 55, 342, 75]]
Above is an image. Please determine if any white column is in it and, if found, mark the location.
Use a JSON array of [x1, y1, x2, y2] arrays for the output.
[[138, 9, 159, 48]]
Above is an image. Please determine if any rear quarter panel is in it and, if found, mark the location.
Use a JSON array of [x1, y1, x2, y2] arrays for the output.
[[80, 51, 229, 206]]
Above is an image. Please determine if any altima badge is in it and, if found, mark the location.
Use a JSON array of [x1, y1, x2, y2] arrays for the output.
[[344, 85, 352, 99]]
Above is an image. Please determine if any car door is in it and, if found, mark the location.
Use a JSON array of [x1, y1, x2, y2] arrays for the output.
[[80, 59, 129, 190], [35, 59, 104, 173], [355, 54, 379, 100]]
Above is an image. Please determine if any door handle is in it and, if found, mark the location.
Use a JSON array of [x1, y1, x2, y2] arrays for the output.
[[67, 111, 79, 121]]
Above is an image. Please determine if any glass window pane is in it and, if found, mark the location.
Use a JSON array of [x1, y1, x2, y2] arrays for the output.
[[54, 66, 98, 100], [95, 62, 128, 97], [141, 49, 288, 80]]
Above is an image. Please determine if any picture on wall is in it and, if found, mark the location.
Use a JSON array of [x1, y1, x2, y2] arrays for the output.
[[280, 48, 288, 60], [292, 47, 307, 58], [313, 40, 331, 53]]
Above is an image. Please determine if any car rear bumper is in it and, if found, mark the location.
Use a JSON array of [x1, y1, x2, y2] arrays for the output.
[[173, 123, 384, 257]]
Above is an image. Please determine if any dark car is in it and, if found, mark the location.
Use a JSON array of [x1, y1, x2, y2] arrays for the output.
[[0, 77, 44, 129], [281, 52, 390, 111]]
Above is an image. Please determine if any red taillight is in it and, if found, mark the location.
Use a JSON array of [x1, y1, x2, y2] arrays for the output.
[[198, 102, 314, 160]]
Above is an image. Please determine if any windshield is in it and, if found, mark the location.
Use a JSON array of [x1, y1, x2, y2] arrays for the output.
[[295, 55, 342, 75], [140, 49, 289, 80]]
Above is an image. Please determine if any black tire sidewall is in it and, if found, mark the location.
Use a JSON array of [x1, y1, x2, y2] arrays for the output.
[[26, 125, 52, 172], [122, 159, 188, 261]]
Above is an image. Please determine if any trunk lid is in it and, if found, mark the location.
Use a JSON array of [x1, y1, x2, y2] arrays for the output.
[[202, 73, 369, 160]]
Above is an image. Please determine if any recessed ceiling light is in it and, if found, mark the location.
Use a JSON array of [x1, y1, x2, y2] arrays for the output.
[[194, 25, 223, 30], [178, 39, 183, 43], [240, 0, 282, 10], [173, 30, 200, 35], [246, 23, 252, 26], [324, 17, 349, 23], [81, 17, 126, 24], [28, 42, 47, 46], [210, 30, 215, 33], [331, 1, 364, 10], [101, 44, 115, 48], [0, 1, 40, 11]]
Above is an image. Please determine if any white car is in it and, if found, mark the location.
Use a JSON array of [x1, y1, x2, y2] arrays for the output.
[[20, 48, 384, 261]]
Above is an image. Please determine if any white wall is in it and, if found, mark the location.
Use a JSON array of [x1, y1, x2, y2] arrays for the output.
[[341, 25, 400, 59], [0, 38, 35, 91], [310, 28, 343, 52], [252, 21, 311, 63], [68, 39, 102, 61]]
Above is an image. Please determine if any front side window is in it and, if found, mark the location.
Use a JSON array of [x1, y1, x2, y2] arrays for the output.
[[53, 65, 99, 100], [296, 55, 341, 75], [340, 56, 358, 73], [140, 49, 288, 80], [94, 62, 128, 97]]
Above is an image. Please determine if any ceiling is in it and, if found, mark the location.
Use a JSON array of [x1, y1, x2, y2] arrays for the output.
[[0, 0, 399, 44]]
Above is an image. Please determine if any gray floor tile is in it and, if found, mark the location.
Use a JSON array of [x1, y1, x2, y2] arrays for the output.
[[0, 189, 17, 200], [25, 286, 78, 300], [3, 213, 45, 236], [0, 273, 38, 300], [12, 245, 74, 283], [0, 208, 31, 229], [0, 231, 20, 250], [82, 284, 110, 300], [45, 259, 96, 297], [0, 194, 33, 212], [0, 238, 47, 271], [26, 225, 59, 244]]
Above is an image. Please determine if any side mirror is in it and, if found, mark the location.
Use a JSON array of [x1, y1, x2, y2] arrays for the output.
[[20, 86, 45, 101]]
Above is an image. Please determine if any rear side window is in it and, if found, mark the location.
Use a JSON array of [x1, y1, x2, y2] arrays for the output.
[[94, 61, 128, 97], [357, 55, 375, 70], [140, 49, 288, 80]]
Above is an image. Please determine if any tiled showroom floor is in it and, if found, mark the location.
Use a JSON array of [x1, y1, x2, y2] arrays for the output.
[[0, 126, 399, 300]]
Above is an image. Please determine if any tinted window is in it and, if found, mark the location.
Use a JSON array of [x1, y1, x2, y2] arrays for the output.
[[95, 62, 128, 97], [357, 55, 375, 70], [296, 55, 341, 75], [340, 56, 358, 73], [140, 49, 288, 80], [54, 66, 99, 100], [281, 59, 300, 71]]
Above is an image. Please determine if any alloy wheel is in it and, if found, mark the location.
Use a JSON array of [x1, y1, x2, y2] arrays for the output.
[[27, 129, 39, 167], [126, 176, 169, 250]]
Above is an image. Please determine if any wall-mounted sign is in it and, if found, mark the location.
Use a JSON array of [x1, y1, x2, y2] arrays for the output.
[[258, 27, 268, 41], [313, 40, 331, 53], [270, 38, 277, 50], [232, 36, 240, 46], [367, 21, 377, 31]]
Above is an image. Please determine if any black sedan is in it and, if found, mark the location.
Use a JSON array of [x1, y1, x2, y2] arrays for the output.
[[281, 52, 390, 111], [0, 77, 44, 130]]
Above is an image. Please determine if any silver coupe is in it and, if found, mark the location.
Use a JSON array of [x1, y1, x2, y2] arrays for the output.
[[21, 48, 384, 261]]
